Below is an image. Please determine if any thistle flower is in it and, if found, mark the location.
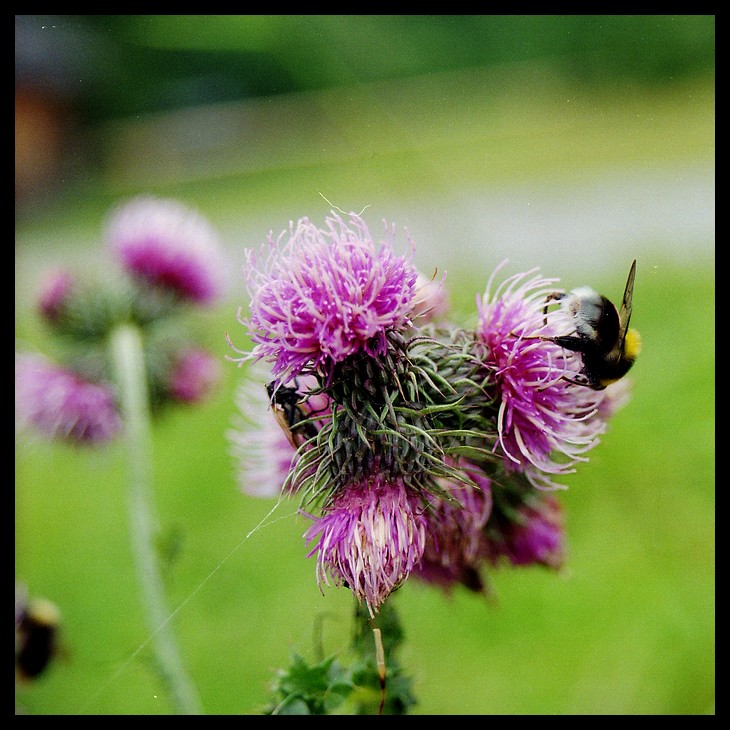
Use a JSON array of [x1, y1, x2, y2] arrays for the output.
[[414, 461, 493, 593], [476, 265, 609, 485], [304, 477, 427, 616], [15, 352, 121, 445], [166, 348, 221, 404], [105, 196, 225, 305], [486, 493, 565, 570], [233, 212, 418, 387], [37, 269, 75, 322]]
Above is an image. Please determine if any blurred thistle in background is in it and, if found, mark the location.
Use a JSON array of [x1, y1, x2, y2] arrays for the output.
[[16, 196, 225, 441], [15, 352, 122, 445], [106, 196, 227, 306], [15, 196, 228, 714]]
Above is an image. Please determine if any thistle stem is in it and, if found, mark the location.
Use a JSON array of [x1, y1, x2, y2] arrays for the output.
[[109, 322, 203, 715]]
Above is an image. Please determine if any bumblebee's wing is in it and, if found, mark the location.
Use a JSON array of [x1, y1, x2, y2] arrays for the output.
[[272, 405, 301, 449], [618, 259, 636, 345]]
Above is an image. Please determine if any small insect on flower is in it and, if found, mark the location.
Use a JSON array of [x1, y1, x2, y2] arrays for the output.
[[15, 595, 62, 682], [266, 381, 318, 449], [543, 260, 641, 390]]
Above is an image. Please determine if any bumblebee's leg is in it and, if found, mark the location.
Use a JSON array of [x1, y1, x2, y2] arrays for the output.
[[543, 292, 565, 325], [511, 331, 556, 341], [546, 334, 590, 353], [537, 371, 592, 391], [561, 374, 591, 387], [512, 331, 581, 345], [511, 292, 561, 339]]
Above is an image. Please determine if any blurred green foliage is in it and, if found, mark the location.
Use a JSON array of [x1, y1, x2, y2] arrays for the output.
[[18, 15, 714, 123]]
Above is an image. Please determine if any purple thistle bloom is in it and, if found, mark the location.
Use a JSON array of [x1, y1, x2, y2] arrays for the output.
[[304, 477, 427, 616], [166, 348, 221, 404], [15, 353, 122, 445], [476, 264, 611, 486], [106, 196, 225, 304], [37, 268, 75, 322], [234, 212, 418, 387], [414, 461, 493, 593], [487, 494, 565, 570]]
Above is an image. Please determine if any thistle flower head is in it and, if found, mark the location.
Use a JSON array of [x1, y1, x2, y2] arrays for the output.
[[304, 477, 427, 616], [37, 269, 75, 322], [235, 212, 418, 387], [415, 461, 493, 593], [487, 493, 565, 570], [106, 196, 225, 304], [476, 264, 609, 484], [166, 347, 221, 404], [15, 353, 122, 445]]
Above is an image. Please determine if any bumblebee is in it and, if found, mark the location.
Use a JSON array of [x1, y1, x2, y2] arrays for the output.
[[266, 381, 318, 448], [544, 260, 641, 390], [15, 594, 61, 681]]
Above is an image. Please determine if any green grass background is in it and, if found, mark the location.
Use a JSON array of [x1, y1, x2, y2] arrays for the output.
[[15, 261, 715, 715], [16, 23, 714, 714]]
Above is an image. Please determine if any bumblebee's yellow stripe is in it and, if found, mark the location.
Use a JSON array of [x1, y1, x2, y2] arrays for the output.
[[624, 329, 642, 361], [26, 598, 61, 627]]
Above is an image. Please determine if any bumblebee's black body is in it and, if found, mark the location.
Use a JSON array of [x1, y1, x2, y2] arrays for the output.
[[266, 381, 318, 447], [546, 260, 640, 390], [15, 599, 60, 680]]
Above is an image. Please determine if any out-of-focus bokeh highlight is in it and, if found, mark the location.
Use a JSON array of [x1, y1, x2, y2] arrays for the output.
[[16, 15, 714, 715]]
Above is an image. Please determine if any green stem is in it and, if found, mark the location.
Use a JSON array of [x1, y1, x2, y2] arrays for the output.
[[109, 323, 203, 715]]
